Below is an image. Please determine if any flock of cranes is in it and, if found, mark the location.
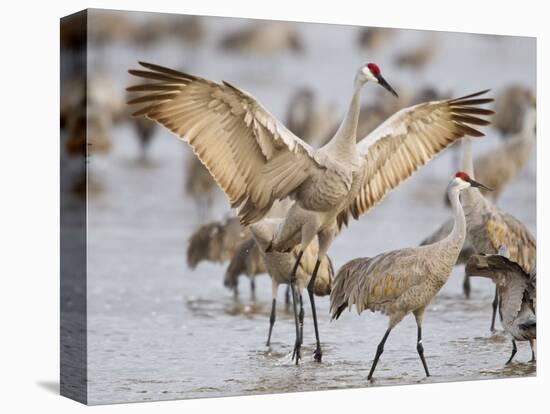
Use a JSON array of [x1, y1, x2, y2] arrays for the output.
[[126, 59, 537, 380]]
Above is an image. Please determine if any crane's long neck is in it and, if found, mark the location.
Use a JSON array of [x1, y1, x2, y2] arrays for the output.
[[463, 137, 475, 178], [443, 186, 467, 260], [461, 137, 486, 213], [325, 80, 364, 156]]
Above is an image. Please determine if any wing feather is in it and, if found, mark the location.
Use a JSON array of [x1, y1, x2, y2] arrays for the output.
[[337, 91, 494, 228], [128, 62, 321, 225]]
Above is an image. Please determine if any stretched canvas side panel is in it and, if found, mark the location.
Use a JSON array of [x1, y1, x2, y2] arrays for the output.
[[60, 9, 88, 405]]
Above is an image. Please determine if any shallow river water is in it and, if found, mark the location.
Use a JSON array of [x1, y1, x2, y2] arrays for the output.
[[79, 12, 536, 404]]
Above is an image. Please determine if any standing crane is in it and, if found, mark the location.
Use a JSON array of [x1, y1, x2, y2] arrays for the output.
[[420, 135, 536, 311], [473, 107, 536, 201], [466, 247, 536, 364], [186, 217, 250, 270], [493, 86, 535, 138], [331, 172, 488, 380], [131, 116, 157, 163], [127, 61, 493, 363], [460, 136, 536, 331], [223, 237, 267, 300], [250, 219, 332, 355]]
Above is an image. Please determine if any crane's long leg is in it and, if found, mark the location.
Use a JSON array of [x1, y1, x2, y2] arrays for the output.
[[284, 285, 290, 312], [266, 281, 279, 347], [416, 325, 430, 377], [307, 259, 323, 362], [250, 278, 256, 302], [463, 274, 471, 299], [298, 293, 304, 348], [414, 308, 430, 376], [289, 251, 304, 365], [529, 339, 536, 362], [368, 328, 392, 381], [505, 339, 517, 365], [490, 287, 499, 332]]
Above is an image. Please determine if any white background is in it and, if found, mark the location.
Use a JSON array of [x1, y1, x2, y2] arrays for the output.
[[0, 0, 546, 412]]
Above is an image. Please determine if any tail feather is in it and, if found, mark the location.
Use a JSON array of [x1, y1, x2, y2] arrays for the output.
[[332, 300, 349, 320], [330, 257, 370, 320]]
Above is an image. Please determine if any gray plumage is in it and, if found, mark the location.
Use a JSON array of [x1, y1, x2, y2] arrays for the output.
[[223, 237, 267, 296], [184, 153, 219, 211], [420, 216, 476, 298], [493, 86, 535, 137], [331, 174, 472, 380], [251, 219, 333, 295], [466, 249, 536, 363], [250, 218, 333, 349], [128, 61, 493, 363], [286, 88, 339, 147], [474, 107, 536, 201], [186, 217, 250, 269], [219, 21, 303, 54], [132, 116, 157, 161], [461, 136, 536, 330], [357, 27, 394, 52], [394, 40, 437, 69], [420, 218, 475, 265]]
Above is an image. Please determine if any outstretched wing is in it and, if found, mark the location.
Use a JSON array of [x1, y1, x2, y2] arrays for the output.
[[337, 91, 494, 228], [127, 62, 321, 225]]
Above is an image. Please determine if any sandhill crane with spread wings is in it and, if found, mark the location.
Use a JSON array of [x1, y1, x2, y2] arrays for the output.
[[331, 172, 487, 380], [128, 61, 493, 363], [466, 247, 536, 364]]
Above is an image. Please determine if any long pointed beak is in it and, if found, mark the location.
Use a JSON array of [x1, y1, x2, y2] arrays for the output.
[[377, 75, 398, 98], [470, 178, 492, 191]]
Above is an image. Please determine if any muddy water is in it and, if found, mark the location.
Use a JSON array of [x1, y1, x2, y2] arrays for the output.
[[80, 12, 536, 404]]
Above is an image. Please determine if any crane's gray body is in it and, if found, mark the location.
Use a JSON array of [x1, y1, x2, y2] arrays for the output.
[[331, 178, 468, 328], [251, 218, 332, 295], [462, 138, 536, 274], [466, 253, 536, 343]]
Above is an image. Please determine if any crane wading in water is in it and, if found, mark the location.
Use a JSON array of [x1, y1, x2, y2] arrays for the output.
[[331, 172, 491, 380], [249, 218, 333, 350], [461, 136, 536, 331], [466, 247, 536, 364], [127, 61, 493, 363]]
